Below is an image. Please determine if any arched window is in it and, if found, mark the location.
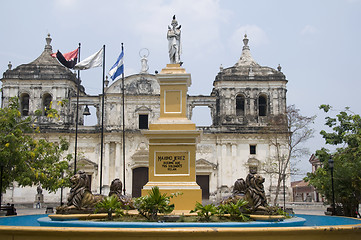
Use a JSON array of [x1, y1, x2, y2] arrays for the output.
[[236, 94, 245, 116], [42, 93, 52, 116], [258, 95, 267, 116], [20, 93, 30, 116]]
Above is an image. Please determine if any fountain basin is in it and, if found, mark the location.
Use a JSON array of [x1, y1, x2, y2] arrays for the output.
[[37, 216, 306, 228], [0, 214, 360, 240]]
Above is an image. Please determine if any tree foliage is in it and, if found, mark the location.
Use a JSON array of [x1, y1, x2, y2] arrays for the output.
[[0, 97, 72, 194], [306, 105, 361, 217], [262, 105, 315, 204]]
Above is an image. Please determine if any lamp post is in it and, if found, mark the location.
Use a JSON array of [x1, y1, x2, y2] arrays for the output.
[[328, 157, 335, 215], [74, 43, 81, 175]]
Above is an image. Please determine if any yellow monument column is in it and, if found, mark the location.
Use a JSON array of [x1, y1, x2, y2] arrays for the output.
[[142, 64, 202, 210]]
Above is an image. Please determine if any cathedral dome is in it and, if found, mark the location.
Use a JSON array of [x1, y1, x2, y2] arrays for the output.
[[214, 34, 286, 83], [3, 34, 78, 83]]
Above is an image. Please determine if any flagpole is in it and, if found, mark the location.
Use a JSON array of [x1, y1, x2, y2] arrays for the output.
[[99, 45, 106, 194], [74, 43, 81, 175], [121, 43, 126, 195]]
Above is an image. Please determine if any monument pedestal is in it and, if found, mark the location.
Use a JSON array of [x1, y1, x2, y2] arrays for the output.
[[142, 64, 202, 210], [142, 130, 202, 210]]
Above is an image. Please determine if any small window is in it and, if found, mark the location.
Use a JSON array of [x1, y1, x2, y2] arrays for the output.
[[250, 145, 256, 155], [258, 95, 267, 116], [139, 114, 148, 129], [20, 93, 30, 116], [236, 94, 245, 116]]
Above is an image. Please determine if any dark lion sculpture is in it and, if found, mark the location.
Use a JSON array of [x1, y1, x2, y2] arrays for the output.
[[56, 171, 103, 214], [246, 173, 267, 211], [109, 178, 134, 209], [221, 178, 247, 205], [221, 170, 268, 212], [233, 178, 247, 196]]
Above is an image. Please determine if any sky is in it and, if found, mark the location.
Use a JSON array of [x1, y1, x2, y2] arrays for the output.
[[1, 0, 360, 180]]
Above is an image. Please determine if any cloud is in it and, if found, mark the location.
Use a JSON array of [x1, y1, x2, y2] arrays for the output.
[[0, 51, 33, 62], [49, 0, 232, 64], [125, 66, 138, 76], [230, 25, 269, 49], [300, 25, 318, 35], [126, 0, 232, 57], [54, 0, 79, 9]]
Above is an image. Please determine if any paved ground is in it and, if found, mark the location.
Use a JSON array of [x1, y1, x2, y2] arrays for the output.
[[16, 208, 49, 216], [286, 203, 328, 216], [291, 208, 326, 216]]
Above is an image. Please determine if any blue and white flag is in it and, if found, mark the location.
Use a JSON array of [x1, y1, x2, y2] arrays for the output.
[[108, 51, 124, 81]]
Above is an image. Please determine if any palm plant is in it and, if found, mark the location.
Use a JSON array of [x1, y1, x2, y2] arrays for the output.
[[190, 202, 218, 222], [134, 186, 180, 221], [95, 195, 123, 221], [217, 199, 250, 221]]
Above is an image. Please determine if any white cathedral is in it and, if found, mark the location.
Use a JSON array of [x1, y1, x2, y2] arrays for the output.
[[1, 32, 290, 206]]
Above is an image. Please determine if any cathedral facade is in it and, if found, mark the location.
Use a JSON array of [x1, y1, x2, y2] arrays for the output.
[[1, 34, 289, 205]]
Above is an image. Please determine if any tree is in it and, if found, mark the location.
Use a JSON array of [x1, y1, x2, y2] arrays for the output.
[[262, 105, 315, 205], [0, 97, 72, 197], [305, 105, 361, 217]]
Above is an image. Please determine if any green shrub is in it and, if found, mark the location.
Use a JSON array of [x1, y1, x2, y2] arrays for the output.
[[265, 206, 291, 218], [134, 186, 181, 221], [190, 202, 218, 222], [217, 199, 250, 221], [95, 195, 123, 221]]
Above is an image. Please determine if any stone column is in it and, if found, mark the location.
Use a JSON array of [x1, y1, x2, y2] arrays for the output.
[[216, 142, 223, 200], [208, 105, 215, 125], [104, 142, 110, 186], [115, 142, 121, 179], [250, 94, 255, 116], [231, 144, 236, 157]]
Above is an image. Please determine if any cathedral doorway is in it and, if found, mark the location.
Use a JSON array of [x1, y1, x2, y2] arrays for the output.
[[196, 175, 210, 199], [132, 167, 149, 198]]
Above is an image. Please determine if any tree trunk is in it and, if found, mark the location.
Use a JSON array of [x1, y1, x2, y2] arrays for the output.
[[273, 174, 283, 205]]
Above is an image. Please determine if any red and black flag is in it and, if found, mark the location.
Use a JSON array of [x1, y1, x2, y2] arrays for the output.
[[51, 48, 79, 69]]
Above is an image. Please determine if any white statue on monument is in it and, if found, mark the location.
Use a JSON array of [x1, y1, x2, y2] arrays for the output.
[[167, 15, 182, 64]]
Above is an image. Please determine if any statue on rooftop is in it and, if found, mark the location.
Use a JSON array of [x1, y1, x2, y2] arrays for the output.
[[167, 15, 182, 64], [140, 56, 149, 73], [139, 48, 149, 74]]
